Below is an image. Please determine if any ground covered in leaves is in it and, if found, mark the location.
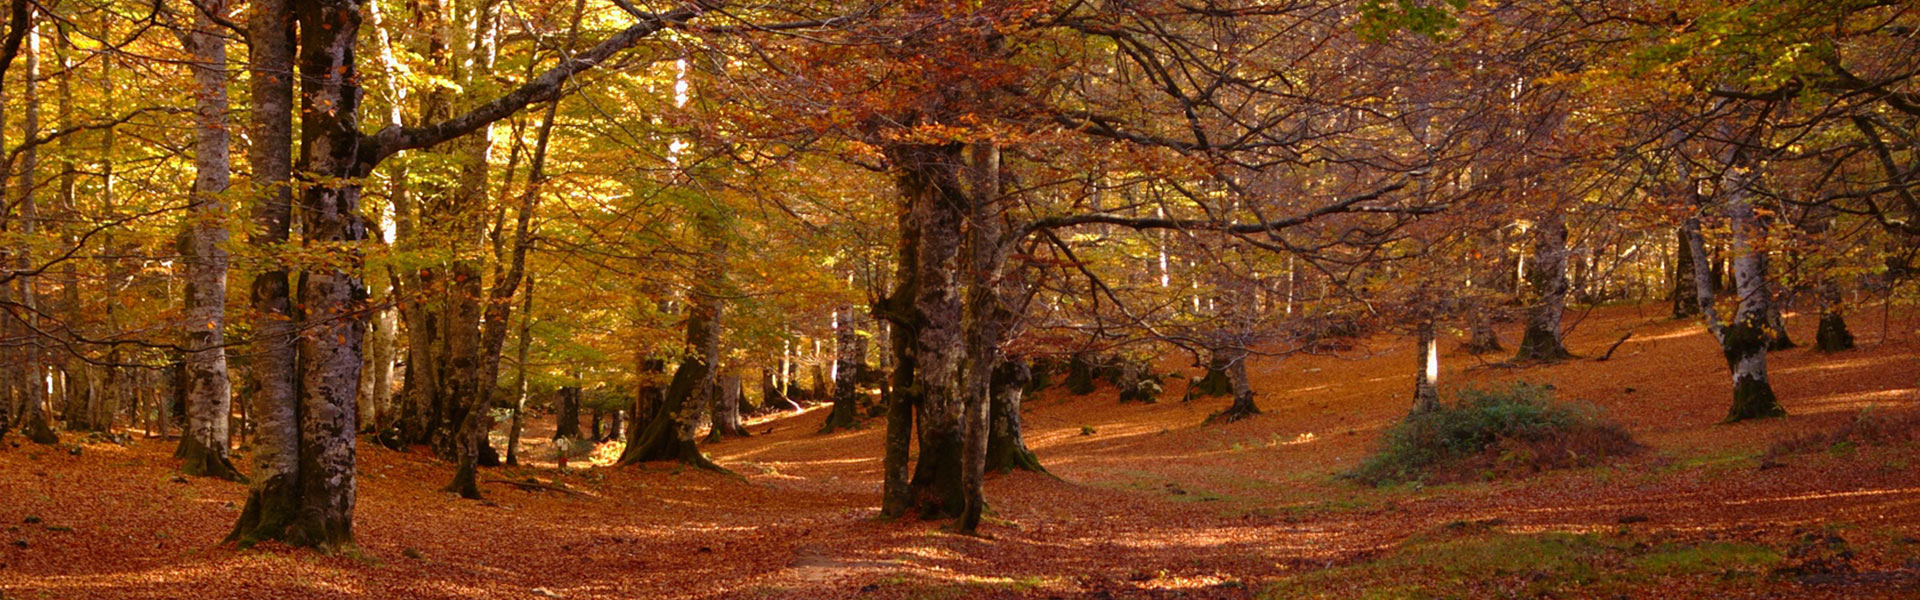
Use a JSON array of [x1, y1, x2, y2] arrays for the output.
[[4, 303, 1919, 599]]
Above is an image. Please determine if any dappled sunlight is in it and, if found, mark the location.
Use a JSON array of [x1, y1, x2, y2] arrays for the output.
[[1792, 388, 1920, 415]]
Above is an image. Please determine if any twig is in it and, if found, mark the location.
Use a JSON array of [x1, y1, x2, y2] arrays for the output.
[[1595, 331, 1633, 362], [482, 478, 584, 496]]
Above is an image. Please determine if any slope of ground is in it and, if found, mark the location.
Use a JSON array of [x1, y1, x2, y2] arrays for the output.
[[2, 303, 1917, 599]]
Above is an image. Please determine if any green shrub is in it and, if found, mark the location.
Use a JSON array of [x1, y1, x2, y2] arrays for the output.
[[1348, 382, 1639, 485]]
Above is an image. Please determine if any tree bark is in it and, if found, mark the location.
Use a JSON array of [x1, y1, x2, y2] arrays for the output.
[[1672, 226, 1699, 318], [892, 144, 968, 520], [227, 0, 301, 549], [878, 156, 923, 519], [985, 357, 1043, 474], [705, 371, 746, 441], [554, 387, 582, 440], [819, 306, 861, 433], [1681, 171, 1785, 422], [957, 141, 1002, 534], [505, 276, 535, 465], [1411, 319, 1440, 416], [614, 300, 723, 471], [12, 22, 57, 446], [1204, 348, 1260, 424], [175, 0, 239, 480], [1515, 207, 1571, 361]]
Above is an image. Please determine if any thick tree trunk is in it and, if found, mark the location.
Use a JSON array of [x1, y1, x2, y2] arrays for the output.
[[231, 0, 364, 553], [1204, 348, 1261, 424], [1183, 357, 1232, 400], [705, 372, 746, 441], [759, 368, 797, 413], [615, 303, 723, 470], [617, 205, 726, 470], [896, 144, 968, 520], [554, 387, 581, 439], [175, 0, 239, 479], [287, 0, 368, 550], [820, 306, 861, 433], [1516, 207, 1571, 361], [878, 153, 923, 519], [985, 357, 1043, 474], [1814, 284, 1854, 352], [226, 0, 302, 548]]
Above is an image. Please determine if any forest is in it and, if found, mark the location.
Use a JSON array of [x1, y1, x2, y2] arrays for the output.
[[1, 0, 1918, 597]]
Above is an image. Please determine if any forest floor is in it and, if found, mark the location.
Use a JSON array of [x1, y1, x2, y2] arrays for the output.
[[4, 302, 1920, 599]]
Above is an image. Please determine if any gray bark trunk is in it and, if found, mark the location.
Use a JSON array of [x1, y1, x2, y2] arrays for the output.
[[1516, 207, 1571, 361], [176, 0, 239, 479], [820, 306, 861, 433], [896, 144, 967, 520], [958, 141, 1001, 534], [985, 357, 1043, 474], [227, 0, 300, 549]]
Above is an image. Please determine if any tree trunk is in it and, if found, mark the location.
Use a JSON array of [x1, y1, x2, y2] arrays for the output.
[[226, 0, 302, 550], [878, 149, 923, 519], [1814, 283, 1854, 352], [1411, 319, 1440, 415], [893, 144, 968, 520], [705, 371, 746, 441], [616, 205, 726, 470], [1672, 226, 1699, 318], [1682, 178, 1785, 422], [957, 141, 1002, 534], [614, 301, 723, 470], [505, 276, 535, 465], [175, 0, 239, 479], [1515, 207, 1571, 361], [1183, 357, 1232, 400], [1204, 348, 1261, 424], [230, 0, 364, 553], [820, 306, 861, 433], [288, 0, 369, 550], [554, 387, 581, 440], [985, 357, 1043, 474], [759, 368, 797, 413]]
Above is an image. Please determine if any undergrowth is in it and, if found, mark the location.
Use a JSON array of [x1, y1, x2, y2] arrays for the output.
[[1347, 382, 1640, 486]]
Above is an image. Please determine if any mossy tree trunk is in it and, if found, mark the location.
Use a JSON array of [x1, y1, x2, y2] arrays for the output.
[[1681, 164, 1785, 423], [1205, 348, 1261, 424]]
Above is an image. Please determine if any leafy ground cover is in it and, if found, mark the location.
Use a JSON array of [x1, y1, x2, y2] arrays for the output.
[[3, 303, 1918, 599]]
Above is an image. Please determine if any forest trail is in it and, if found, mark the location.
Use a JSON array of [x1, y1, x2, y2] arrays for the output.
[[4, 303, 1918, 599]]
